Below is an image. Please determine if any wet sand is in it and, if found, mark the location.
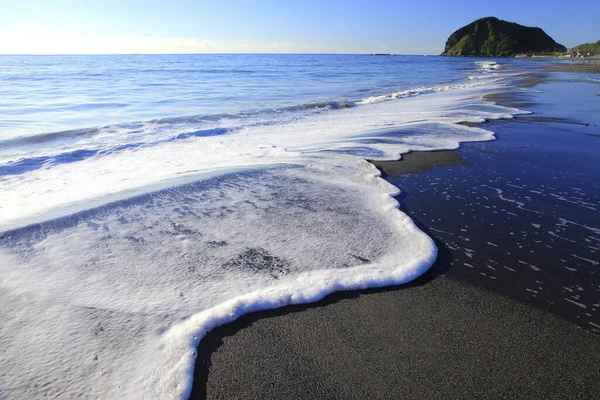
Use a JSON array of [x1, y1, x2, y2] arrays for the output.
[[193, 276, 600, 399], [541, 61, 600, 73], [190, 72, 600, 399], [370, 150, 467, 175], [379, 117, 600, 330]]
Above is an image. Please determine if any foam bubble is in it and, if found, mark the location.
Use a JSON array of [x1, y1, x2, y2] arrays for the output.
[[0, 161, 436, 398], [0, 84, 526, 231], [0, 78, 527, 398]]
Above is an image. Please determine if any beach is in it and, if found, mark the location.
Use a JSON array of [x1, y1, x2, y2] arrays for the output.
[[2, 55, 599, 398], [190, 67, 600, 399], [541, 59, 600, 73]]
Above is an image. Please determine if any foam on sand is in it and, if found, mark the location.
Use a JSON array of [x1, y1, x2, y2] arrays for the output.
[[0, 74, 528, 398]]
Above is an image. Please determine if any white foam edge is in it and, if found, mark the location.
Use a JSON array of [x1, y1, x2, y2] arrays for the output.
[[134, 161, 436, 398], [145, 89, 533, 398], [1, 82, 530, 232], [1, 72, 533, 399]]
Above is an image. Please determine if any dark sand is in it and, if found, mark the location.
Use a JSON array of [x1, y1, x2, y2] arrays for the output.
[[193, 278, 600, 400], [190, 72, 600, 399], [378, 118, 600, 331], [541, 61, 600, 74], [371, 150, 468, 175]]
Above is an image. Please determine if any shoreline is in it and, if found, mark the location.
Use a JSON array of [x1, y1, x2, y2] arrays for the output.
[[193, 271, 600, 400], [190, 69, 600, 398], [361, 70, 599, 333], [540, 60, 600, 73]]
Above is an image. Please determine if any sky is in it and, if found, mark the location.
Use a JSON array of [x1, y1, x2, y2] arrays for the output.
[[0, 0, 598, 55]]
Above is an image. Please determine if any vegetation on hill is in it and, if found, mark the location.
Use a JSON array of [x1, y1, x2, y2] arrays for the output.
[[572, 40, 600, 55], [442, 17, 567, 57]]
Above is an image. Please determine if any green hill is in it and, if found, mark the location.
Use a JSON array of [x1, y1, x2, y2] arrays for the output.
[[572, 40, 600, 55], [442, 17, 566, 57]]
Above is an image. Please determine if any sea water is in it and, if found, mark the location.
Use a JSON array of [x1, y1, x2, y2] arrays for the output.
[[0, 54, 533, 398]]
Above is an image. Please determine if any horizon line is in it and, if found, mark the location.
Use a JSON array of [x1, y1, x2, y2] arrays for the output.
[[0, 52, 437, 56]]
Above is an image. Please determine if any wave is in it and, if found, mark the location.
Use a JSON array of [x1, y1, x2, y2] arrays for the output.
[[0, 148, 104, 175], [476, 60, 501, 71], [0, 74, 526, 235], [355, 79, 496, 105], [0, 126, 102, 146], [0, 120, 230, 148], [1, 56, 508, 153], [0, 127, 230, 176], [0, 78, 502, 175], [0, 163, 437, 398], [0, 64, 529, 398], [0, 101, 356, 149]]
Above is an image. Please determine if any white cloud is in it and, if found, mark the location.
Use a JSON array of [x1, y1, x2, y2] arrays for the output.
[[0, 29, 331, 54]]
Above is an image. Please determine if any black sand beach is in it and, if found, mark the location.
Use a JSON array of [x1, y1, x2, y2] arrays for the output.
[[190, 68, 600, 399], [542, 60, 600, 74]]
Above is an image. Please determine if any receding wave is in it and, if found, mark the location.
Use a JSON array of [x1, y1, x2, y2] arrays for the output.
[[0, 149, 104, 175], [356, 80, 495, 105], [0, 126, 102, 146], [0, 56, 530, 398], [0, 127, 231, 176], [0, 80, 493, 165], [0, 120, 229, 148], [277, 100, 356, 111]]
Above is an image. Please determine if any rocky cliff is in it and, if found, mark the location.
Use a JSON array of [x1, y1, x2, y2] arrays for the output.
[[442, 17, 566, 57]]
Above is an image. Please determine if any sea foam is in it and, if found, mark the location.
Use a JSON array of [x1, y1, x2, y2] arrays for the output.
[[0, 67, 528, 398]]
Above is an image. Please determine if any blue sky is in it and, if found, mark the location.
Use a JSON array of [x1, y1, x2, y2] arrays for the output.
[[0, 0, 598, 54]]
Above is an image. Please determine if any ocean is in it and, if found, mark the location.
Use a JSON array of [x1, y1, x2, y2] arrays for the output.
[[0, 54, 542, 398]]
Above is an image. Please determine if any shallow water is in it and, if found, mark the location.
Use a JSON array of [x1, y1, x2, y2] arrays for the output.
[[386, 75, 600, 333], [0, 54, 537, 398]]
